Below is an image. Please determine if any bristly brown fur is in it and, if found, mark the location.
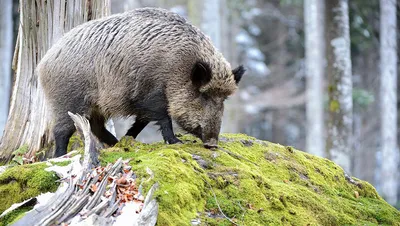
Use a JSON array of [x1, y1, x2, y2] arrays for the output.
[[38, 7, 244, 156]]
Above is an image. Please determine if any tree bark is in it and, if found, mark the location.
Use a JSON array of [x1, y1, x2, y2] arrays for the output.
[[0, 0, 111, 162], [0, 0, 13, 139], [304, 0, 325, 157], [325, 0, 353, 173], [379, 0, 398, 205]]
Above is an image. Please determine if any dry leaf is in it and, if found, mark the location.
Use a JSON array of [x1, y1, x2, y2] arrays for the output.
[[117, 177, 127, 185], [247, 203, 254, 209], [90, 184, 98, 192]]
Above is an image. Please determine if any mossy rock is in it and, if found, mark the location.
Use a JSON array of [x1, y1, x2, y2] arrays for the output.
[[100, 134, 400, 225], [1, 134, 400, 225], [0, 163, 59, 222]]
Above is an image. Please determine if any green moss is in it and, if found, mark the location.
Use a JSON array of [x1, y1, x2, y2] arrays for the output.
[[67, 132, 84, 153], [12, 145, 29, 156], [49, 160, 71, 167], [0, 163, 59, 214], [329, 100, 340, 112], [35, 145, 52, 161], [0, 206, 33, 226], [99, 134, 400, 225], [11, 145, 29, 165]]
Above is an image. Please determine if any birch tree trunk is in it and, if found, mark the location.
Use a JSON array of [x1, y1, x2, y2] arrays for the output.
[[187, 0, 202, 27], [0, 0, 13, 139], [111, 0, 141, 15], [0, 0, 111, 162], [201, 0, 221, 50], [379, 0, 398, 206], [304, 0, 325, 157], [220, 0, 243, 134], [325, 0, 353, 173]]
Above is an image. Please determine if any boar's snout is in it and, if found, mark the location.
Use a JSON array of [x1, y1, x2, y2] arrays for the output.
[[201, 108, 222, 149], [203, 137, 218, 149], [191, 125, 219, 149]]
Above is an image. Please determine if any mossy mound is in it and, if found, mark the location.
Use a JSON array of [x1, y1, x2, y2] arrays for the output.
[[0, 163, 59, 216], [1, 134, 399, 225], [99, 134, 400, 225]]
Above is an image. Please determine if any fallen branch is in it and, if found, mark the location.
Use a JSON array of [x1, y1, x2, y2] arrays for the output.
[[10, 113, 158, 226]]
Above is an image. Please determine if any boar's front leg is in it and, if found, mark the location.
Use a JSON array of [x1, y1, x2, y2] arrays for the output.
[[158, 116, 182, 144], [54, 118, 76, 157], [125, 117, 150, 138]]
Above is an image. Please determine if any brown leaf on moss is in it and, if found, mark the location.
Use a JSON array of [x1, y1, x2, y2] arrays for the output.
[[246, 203, 254, 210]]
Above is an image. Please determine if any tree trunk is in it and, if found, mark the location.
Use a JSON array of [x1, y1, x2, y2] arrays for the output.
[[304, 0, 325, 157], [220, 0, 243, 134], [0, 0, 13, 139], [0, 0, 111, 162], [325, 0, 353, 173], [111, 0, 141, 15], [187, 0, 203, 27], [201, 0, 221, 50], [379, 0, 398, 205]]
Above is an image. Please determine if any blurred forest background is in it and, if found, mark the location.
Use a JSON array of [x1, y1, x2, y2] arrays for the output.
[[0, 0, 399, 207]]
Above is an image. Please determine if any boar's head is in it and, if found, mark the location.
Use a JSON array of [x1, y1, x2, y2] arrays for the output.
[[168, 60, 245, 148]]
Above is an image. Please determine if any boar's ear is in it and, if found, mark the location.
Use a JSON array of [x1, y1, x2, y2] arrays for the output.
[[191, 61, 212, 89], [232, 65, 245, 84]]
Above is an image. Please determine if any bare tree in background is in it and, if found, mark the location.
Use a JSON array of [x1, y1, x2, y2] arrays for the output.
[[220, 0, 243, 134], [201, 0, 221, 49], [325, 0, 353, 173], [304, 0, 325, 157], [0, 0, 13, 138], [379, 0, 398, 205], [111, 0, 141, 14], [0, 0, 111, 162]]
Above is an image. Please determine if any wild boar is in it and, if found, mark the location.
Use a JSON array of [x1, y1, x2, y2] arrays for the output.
[[38, 8, 245, 157]]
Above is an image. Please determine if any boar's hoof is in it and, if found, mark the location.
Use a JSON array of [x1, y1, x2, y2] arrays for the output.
[[204, 138, 218, 149], [168, 137, 182, 144], [204, 143, 218, 149]]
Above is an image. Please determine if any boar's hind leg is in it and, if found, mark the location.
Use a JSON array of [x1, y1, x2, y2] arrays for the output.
[[89, 115, 118, 146], [158, 116, 182, 144], [54, 118, 75, 157], [125, 117, 149, 138]]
